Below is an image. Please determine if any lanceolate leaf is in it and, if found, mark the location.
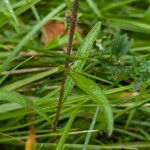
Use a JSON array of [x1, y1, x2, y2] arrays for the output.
[[70, 71, 114, 136], [64, 22, 101, 98]]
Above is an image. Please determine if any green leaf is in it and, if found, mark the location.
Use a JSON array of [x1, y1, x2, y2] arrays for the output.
[[0, 89, 51, 123], [15, 0, 42, 16], [112, 32, 133, 57], [101, 0, 138, 12], [4, 0, 19, 26], [115, 98, 150, 119], [0, 11, 9, 26], [2, 68, 58, 90], [107, 18, 150, 34], [0, 0, 43, 26], [0, 89, 27, 106], [142, 7, 150, 24], [0, 103, 22, 114], [70, 71, 114, 136], [86, 0, 101, 18], [56, 106, 79, 150], [64, 22, 101, 98], [83, 106, 100, 150], [0, 3, 66, 72]]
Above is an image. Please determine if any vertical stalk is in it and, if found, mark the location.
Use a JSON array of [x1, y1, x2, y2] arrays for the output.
[[53, 0, 79, 131], [25, 100, 36, 150]]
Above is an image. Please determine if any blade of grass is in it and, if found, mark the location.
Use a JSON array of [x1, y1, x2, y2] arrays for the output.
[[0, 90, 51, 123], [101, 0, 139, 12], [2, 68, 58, 90], [86, 0, 101, 18], [83, 106, 100, 150], [115, 98, 150, 119], [124, 110, 135, 129], [4, 0, 19, 26], [114, 128, 145, 140], [0, 3, 66, 72], [15, 0, 42, 16], [35, 142, 150, 149], [31, 5, 40, 22], [56, 103, 81, 150], [0, 56, 34, 85], [0, 103, 23, 114], [107, 18, 150, 33]]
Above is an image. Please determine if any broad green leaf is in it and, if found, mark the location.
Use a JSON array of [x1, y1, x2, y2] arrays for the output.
[[70, 71, 114, 136], [0, 89, 51, 123], [64, 22, 101, 98], [0, 3, 66, 72]]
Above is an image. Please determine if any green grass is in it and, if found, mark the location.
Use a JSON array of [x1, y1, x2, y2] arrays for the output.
[[0, 0, 149, 150]]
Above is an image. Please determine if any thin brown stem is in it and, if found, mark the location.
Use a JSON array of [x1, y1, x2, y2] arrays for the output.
[[53, 0, 79, 131]]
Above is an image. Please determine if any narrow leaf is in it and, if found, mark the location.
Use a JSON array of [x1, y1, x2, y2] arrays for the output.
[[0, 4, 65, 72], [56, 105, 79, 150], [107, 18, 150, 33], [64, 22, 101, 98], [70, 71, 114, 136], [4, 0, 19, 26], [0, 89, 51, 123], [83, 106, 100, 150], [87, 0, 101, 18], [2, 68, 58, 90]]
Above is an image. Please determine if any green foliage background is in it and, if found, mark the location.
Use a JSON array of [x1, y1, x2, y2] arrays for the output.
[[0, 0, 150, 149]]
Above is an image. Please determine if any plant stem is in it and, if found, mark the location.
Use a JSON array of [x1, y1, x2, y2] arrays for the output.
[[53, 0, 79, 131]]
